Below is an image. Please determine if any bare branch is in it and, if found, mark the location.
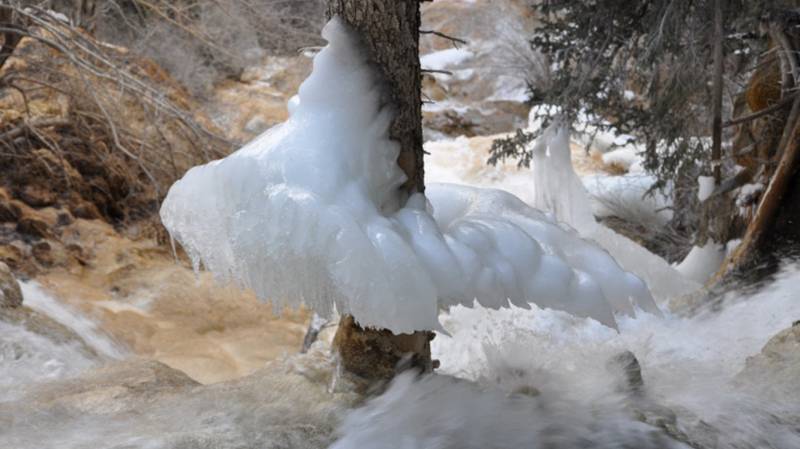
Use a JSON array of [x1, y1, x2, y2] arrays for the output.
[[420, 29, 468, 49]]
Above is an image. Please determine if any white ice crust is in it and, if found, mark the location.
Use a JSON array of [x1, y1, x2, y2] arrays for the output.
[[160, 18, 660, 333]]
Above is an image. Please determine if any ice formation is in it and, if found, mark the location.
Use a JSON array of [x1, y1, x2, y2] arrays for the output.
[[160, 18, 660, 333], [530, 124, 597, 233], [675, 242, 726, 284]]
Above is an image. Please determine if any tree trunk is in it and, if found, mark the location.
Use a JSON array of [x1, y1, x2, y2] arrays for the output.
[[326, 0, 435, 382], [711, 0, 724, 185], [711, 17, 800, 283]]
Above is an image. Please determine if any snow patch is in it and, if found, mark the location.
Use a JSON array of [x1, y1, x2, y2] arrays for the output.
[[675, 243, 726, 284], [602, 146, 642, 171], [420, 48, 473, 71], [698, 175, 715, 202]]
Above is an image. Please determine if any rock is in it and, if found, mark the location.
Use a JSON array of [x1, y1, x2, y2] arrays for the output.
[[19, 184, 56, 208], [70, 201, 102, 220], [18, 359, 199, 415], [31, 241, 53, 266], [0, 243, 24, 269], [608, 350, 644, 395], [56, 211, 74, 226], [737, 322, 800, 400], [16, 216, 51, 239], [0, 196, 19, 222], [0, 261, 23, 308], [0, 345, 359, 449]]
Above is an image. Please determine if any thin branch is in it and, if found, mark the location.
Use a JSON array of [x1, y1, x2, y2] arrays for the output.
[[420, 29, 468, 49], [421, 68, 452, 76], [724, 93, 796, 127]]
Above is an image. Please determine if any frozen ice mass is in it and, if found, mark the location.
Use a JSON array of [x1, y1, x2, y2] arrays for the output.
[[160, 18, 660, 333]]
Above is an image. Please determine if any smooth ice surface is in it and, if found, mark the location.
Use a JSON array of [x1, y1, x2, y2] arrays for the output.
[[530, 124, 597, 233], [519, 115, 699, 301], [160, 18, 659, 332], [675, 243, 726, 284]]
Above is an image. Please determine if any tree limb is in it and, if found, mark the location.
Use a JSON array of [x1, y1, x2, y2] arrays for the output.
[[724, 94, 796, 127], [420, 29, 467, 48]]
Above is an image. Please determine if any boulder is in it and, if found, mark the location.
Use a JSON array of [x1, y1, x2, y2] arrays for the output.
[[737, 321, 800, 399]]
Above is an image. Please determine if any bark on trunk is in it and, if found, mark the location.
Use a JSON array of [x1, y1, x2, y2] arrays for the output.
[[326, 0, 434, 382], [711, 0, 724, 185], [711, 17, 800, 283]]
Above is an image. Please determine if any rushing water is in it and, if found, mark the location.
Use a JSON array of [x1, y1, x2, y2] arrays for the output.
[[0, 283, 124, 403], [331, 263, 800, 449], [1, 267, 799, 448]]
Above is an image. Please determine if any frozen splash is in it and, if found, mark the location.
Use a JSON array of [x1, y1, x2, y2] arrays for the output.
[[530, 124, 597, 233], [332, 263, 800, 448], [160, 17, 659, 333]]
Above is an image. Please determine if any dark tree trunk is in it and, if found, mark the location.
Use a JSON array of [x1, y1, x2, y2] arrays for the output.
[[711, 0, 723, 185], [325, 0, 435, 382], [712, 15, 800, 283]]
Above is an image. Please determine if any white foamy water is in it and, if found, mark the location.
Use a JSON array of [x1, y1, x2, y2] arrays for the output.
[[21, 282, 126, 360], [0, 320, 97, 402], [332, 264, 800, 449], [0, 283, 124, 402]]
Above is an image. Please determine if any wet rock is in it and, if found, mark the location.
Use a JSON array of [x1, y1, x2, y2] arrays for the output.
[[0, 345, 359, 449], [423, 102, 529, 138], [0, 261, 23, 308], [608, 350, 644, 395], [16, 216, 51, 239], [21, 359, 199, 414], [737, 322, 800, 400]]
